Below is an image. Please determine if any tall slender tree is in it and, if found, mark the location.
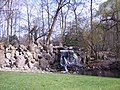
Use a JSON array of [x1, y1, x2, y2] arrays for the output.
[[7, 0, 10, 44], [46, 0, 70, 45], [115, 0, 119, 59]]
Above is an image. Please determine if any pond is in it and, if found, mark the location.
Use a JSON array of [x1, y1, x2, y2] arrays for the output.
[[79, 69, 120, 78]]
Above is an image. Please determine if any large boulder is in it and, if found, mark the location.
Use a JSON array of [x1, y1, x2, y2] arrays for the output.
[[33, 61, 40, 69], [42, 51, 52, 61], [8, 44, 15, 50], [5, 52, 11, 60], [16, 54, 26, 69], [33, 46, 42, 60], [4, 58, 10, 67], [19, 44, 27, 51], [15, 50, 20, 57], [0, 43, 4, 50], [27, 43, 38, 54], [5, 45, 16, 59], [0, 50, 5, 67], [25, 50, 35, 62], [39, 57, 50, 70], [97, 51, 108, 60], [28, 61, 34, 69]]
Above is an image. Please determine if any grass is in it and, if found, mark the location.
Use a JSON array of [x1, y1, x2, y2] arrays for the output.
[[0, 71, 120, 90]]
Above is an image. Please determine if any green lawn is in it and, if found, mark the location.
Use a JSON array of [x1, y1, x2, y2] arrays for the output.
[[0, 71, 120, 90]]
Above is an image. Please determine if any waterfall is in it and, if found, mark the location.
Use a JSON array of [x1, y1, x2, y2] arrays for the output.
[[60, 50, 79, 72]]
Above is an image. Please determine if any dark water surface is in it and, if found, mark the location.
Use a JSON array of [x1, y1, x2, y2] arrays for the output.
[[79, 70, 120, 78]]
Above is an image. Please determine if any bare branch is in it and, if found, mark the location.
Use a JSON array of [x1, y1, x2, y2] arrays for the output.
[[0, 0, 8, 10]]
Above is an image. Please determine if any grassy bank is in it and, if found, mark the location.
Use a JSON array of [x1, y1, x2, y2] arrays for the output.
[[0, 71, 120, 90]]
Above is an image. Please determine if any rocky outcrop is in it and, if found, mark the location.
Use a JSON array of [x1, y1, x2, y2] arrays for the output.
[[0, 50, 5, 68], [0, 43, 54, 71], [1, 43, 116, 73]]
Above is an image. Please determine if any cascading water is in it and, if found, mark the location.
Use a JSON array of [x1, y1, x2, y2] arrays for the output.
[[60, 50, 80, 72]]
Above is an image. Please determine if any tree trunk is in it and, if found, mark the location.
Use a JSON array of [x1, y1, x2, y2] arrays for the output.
[[41, 0, 45, 44], [26, 2, 31, 44], [90, 0, 94, 57], [46, 0, 69, 45], [46, 6, 61, 45], [115, 0, 120, 59], [7, 0, 10, 45], [60, 9, 64, 45], [10, 0, 13, 36]]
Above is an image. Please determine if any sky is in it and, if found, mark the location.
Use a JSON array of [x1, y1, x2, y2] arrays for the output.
[[14, 0, 108, 37], [93, 0, 107, 9], [66, 0, 107, 23], [20, 0, 108, 23], [0, 0, 108, 38]]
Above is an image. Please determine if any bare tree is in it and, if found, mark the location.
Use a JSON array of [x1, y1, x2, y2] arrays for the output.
[[115, 0, 120, 59], [46, 0, 70, 45], [41, 0, 45, 43], [70, 0, 83, 33], [10, 0, 13, 36], [22, 0, 35, 44], [6, 0, 10, 44], [0, 0, 8, 10]]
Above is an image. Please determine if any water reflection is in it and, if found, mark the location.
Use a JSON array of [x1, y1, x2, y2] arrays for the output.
[[79, 69, 120, 78]]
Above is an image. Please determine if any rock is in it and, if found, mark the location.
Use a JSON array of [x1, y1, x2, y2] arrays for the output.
[[33, 62, 40, 69], [4, 58, 10, 67], [33, 52, 38, 60], [48, 44, 53, 54], [97, 51, 108, 60], [5, 52, 11, 60], [26, 51, 32, 58], [9, 57, 16, 67], [24, 64, 29, 70], [26, 50, 35, 62], [0, 43, 4, 50], [42, 51, 52, 60], [0, 50, 5, 67], [1, 43, 72, 72], [39, 57, 49, 70], [8, 44, 15, 50], [15, 50, 20, 57], [19, 44, 27, 51], [16, 54, 26, 68], [28, 61, 34, 69], [35, 46, 42, 53], [11, 49, 16, 57], [27, 43, 38, 55], [33, 47, 42, 60]]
